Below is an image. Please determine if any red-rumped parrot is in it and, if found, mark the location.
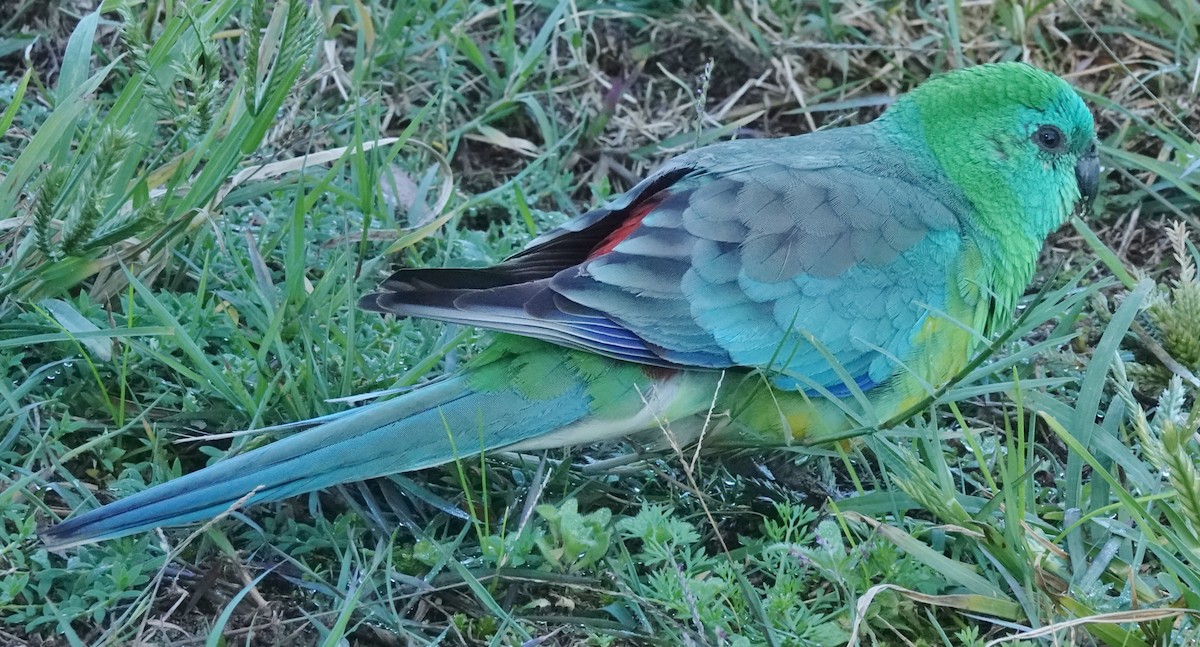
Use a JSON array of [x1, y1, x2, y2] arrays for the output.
[[44, 62, 1100, 548]]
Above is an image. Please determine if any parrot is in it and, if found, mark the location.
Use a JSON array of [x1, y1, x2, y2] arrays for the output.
[[42, 62, 1100, 549]]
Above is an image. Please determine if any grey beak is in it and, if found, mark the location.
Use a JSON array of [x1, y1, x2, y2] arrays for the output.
[[1076, 139, 1100, 207]]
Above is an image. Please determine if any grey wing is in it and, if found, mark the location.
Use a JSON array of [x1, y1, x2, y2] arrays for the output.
[[363, 128, 972, 392], [552, 135, 967, 389]]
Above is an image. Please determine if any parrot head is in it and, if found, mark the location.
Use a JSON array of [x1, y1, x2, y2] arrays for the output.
[[887, 62, 1099, 245], [873, 62, 1098, 333]]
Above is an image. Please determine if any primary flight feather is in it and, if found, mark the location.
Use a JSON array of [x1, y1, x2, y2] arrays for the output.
[[44, 62, 1100, 548]]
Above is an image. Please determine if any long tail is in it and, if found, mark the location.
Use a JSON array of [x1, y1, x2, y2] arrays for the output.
[[42, 338, 720, 549]]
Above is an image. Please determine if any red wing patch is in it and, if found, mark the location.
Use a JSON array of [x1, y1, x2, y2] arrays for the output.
[[587, 193, 666, 259]]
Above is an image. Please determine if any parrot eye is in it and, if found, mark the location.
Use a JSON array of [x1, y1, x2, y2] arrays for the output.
[[1033, 125, 1066, 152]]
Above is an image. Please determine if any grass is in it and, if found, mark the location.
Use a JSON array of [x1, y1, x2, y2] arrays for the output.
[[2, 0, 1200, 644]]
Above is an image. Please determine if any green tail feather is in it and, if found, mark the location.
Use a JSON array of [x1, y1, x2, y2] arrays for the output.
[[42, 338, 713, 548]]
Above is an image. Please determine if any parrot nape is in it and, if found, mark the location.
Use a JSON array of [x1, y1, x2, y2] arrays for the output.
[[42, 62, 1100, 549]]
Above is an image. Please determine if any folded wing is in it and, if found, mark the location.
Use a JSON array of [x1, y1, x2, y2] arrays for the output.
[[361, 126, 971, 393]]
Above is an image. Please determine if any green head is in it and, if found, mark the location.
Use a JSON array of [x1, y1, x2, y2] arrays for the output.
[[881, 62, 1099, 317]]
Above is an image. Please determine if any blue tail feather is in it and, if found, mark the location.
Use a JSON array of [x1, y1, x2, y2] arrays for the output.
[[43, 375, 592, 548]]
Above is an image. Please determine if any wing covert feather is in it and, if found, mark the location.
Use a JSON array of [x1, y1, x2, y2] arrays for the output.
[[366, 124, 974, 393]]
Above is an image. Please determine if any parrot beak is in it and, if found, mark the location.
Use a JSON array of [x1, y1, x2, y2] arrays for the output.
[[1075, 140, 1100, 208]]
